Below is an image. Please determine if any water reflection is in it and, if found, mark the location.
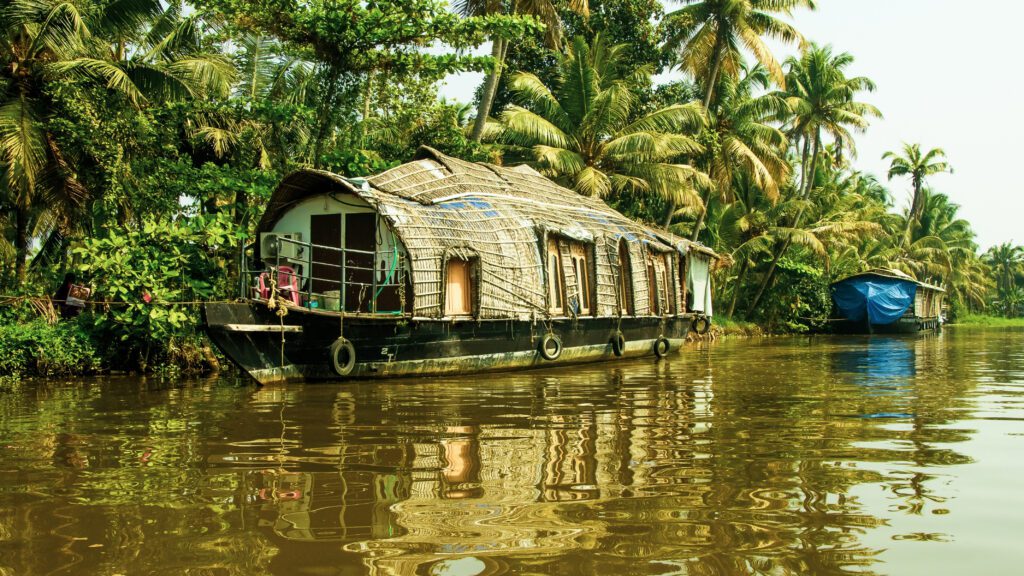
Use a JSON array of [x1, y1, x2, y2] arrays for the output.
[[1, 329, 1022, 575]]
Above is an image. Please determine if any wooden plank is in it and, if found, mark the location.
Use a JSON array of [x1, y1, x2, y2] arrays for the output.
[[223, 324, 303, 333]]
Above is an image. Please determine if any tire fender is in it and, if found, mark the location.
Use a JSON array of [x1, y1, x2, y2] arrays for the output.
[[611, 332, 626, 357], [691, 316, 711, 335], [539, 333, 563, 361], [330, 337, 357, 377], [653, 336, 671, 358]]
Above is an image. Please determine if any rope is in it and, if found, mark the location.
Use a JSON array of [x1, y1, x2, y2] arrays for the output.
[[264, 270, 289, 368], [0, 295, 238, 307]]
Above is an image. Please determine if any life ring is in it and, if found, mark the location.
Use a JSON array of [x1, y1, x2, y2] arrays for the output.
[[691, 315, 711, 335], [539, 333, 562, 361], [653, 336, 671, 358], [611, 332, 626, 357], [330, 337, 357, 377]]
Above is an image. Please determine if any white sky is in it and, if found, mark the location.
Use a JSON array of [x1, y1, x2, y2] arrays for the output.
[[438, 0, 1021, 250]]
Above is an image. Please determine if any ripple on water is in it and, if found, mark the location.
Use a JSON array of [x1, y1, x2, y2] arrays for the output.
[[1, 330, 1023, 574]]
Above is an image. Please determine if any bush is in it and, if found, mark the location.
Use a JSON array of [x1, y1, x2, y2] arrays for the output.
[[0, 319, 100, 378], [755, 258, 832, 333], [74, 213, 243, 371]]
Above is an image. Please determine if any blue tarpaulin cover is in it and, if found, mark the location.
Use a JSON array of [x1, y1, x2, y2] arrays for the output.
[[832, 276, 917, 325]]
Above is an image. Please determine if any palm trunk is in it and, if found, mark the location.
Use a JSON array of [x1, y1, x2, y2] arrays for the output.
[[14, 205, 29, 286], [470, 38, 508, 142], [663, 201, 676, 230], [688, 34, 729, 238], [688, 186, 712, 241], [797, 136, 810, 195], [909, 177, 924, 220], [703, 31, 727, 109], [726, 258, 750, 318], [687, 33, 727, 239], [905, 178, 923, 241], [748, 133, 821, 316]]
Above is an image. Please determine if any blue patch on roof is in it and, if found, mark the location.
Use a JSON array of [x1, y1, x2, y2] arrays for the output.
[[614, 224, 637, 242], [439, 198, 500, 218], [467, 199, 500, 217]]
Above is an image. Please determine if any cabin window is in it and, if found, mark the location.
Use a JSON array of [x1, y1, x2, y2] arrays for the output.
[[662, 253, 676, 315], [645, 249, 674, 315], [617, 241, 634, 315], [445, 258, 473, 316], [647, 255, 658, 315], [569, 243, 593, 315], [547, 239, 565, 314]]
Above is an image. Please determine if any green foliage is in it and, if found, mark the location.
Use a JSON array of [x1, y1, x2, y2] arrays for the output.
[[73, 213, 244, 368], [755, 258, 831, 333], [0, 0, 1018, 361], [320, 148, 398, 177], [0, 319, 99, 378], [495, 35, 709, 206], [205, 0, 542, 75]]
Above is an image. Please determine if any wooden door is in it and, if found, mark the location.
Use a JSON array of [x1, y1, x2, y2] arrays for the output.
[[345, 213, 376, 312], [310, 214, 342, 298], [445, 259, 472, 316]]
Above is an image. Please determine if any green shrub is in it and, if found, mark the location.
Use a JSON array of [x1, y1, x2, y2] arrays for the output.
[[755, 258, 832, 333], [74, 213, 243, 370], [0, 319, 100, 378]]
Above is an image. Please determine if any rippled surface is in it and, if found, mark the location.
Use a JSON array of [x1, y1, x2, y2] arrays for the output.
[[1, 328, 1023, 575]]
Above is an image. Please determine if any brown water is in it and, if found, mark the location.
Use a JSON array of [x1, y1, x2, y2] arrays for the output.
[[1, 328, 1022, 576]]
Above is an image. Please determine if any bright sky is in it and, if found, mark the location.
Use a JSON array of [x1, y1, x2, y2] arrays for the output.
[[438, 0, 1021, 251]]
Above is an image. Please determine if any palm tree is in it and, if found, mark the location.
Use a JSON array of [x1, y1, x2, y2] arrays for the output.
[[662, 0, 814, 108], [883, 143, 951, 225], [496, 35, 710, 210], [685, 64, 790, 237], [0, 0, 234, 283], [984, 242, 1024, 301], [198, 32, 314, 171], [746, 44, 880, 314], [458, 0, 590, 142], [845, 191, 977, 296], [948, 252, 991, 314]]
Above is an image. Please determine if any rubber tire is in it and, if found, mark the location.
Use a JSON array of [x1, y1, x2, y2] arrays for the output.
[[691, 316, 711, 335], [539, 333, 563, 361], [330, 337, 357, 377], [653, 336, 671, 359], [611, 332, 626, 357]]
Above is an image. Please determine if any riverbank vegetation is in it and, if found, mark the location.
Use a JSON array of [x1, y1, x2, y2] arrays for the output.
[[950, 315, 1024, 328], [2, 0, 1023, 375]]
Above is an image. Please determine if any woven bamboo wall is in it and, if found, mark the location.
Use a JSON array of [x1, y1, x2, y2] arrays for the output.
[[320, 147, 717, 320]]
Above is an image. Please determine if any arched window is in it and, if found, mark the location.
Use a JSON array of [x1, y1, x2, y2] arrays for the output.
[[646, 248, 675, 315], [617, 240, 634, 315], [569, 243, 592, 315], [662, 252, 676, 315], [547, 239, 564, 315], [647, 254, 658, 315], [445, 258, 474, 316]]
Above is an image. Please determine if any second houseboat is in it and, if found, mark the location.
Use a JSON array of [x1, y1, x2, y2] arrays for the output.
[[831, 268, 945, 334]]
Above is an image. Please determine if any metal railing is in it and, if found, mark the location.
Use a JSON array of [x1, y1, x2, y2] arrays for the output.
[[243, 235, 408, 314]]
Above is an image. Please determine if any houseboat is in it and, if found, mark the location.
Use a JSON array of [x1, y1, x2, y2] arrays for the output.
[[204, 147, 717, 384], [831, 268, 944, 334]]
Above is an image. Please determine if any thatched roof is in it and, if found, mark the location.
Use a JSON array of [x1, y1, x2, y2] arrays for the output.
[[258, 147, 716, 319]]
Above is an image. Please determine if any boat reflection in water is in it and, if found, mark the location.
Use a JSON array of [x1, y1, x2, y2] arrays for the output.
[[2, 330, 1008, 576], [229, 360, 903, 575]]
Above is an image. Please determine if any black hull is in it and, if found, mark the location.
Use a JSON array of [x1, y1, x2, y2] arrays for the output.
[[832, 316, 943, 335], [205, 302, 700, 384]]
